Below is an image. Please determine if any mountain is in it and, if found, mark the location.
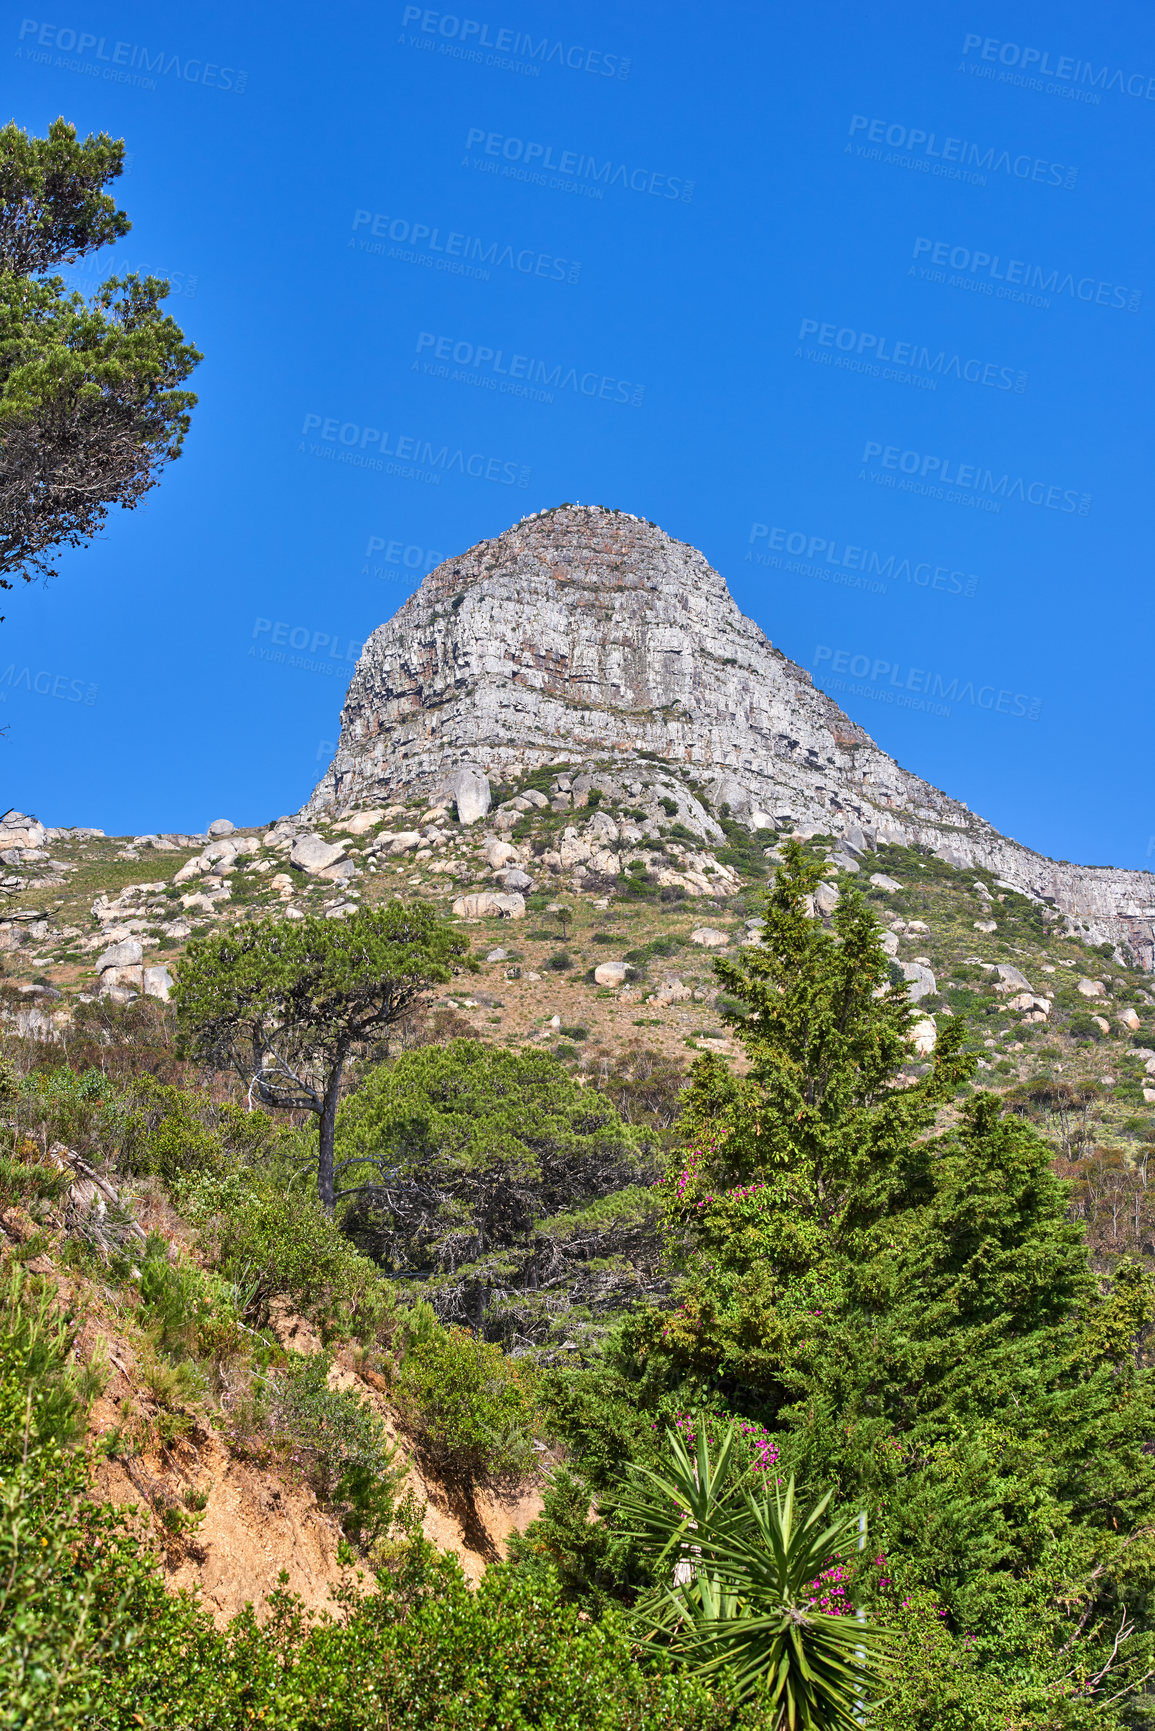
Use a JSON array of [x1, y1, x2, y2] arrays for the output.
[[307, 504, 1155, 966]]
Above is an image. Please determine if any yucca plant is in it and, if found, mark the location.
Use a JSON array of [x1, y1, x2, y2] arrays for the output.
[[619, 1417, 890, 1727]]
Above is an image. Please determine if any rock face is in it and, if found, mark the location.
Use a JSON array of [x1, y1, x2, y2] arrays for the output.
[[305, 505, 1155, 967]]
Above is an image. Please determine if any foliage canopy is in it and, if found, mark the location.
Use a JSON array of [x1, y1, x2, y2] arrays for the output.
[[0, 118, 200, 594], [175, 902, 472, 1211]]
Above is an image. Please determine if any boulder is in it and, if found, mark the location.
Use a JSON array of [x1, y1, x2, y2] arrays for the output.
[[1119, 1006, 1142, 1031], [173, 856, 210, 883], [709, 775, 754, 818], [98, 963, 143, 995], [1077, 978, 1106, 998], [906, 920, 929, 934], [443, 766, 491, 826], [207, 818, 236, 837], [0, 811, 47, 850], [559, 835, 592, 869], [319, 859, 358, 882], [1092, 1016, 1111, 1035], [690, 927, 730, 948], [589, 848, 621, 876], [974, 919, 998, 933], [900, 961, 936, 1002], [142, 965, 174, 1001], [653, 977, 692, 1004], [339, 810, 385, 836], [484, 839, 519, 869], [290, 835, 348, 875], [880, 931, 899, 956], [452, 892, 525, 919], [486, 947, 509, 963], [909, 1015, 937, 1056], [387, 831, 424, 854], [594, 961, 632, 987], [992, 964, 1032, 990], [814, 881, 840, 916], [496, 867, 534, 892], [870, 873, 902, 892], [96, 937, 143, 973]]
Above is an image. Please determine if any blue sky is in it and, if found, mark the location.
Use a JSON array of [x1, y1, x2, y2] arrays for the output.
[[4, 0, 1153, 868]]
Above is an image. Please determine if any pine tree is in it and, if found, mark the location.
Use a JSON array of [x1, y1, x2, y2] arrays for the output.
[[611, 844, 1155, 1724]]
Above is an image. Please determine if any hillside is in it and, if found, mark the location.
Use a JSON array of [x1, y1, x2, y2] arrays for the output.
[[5, 514, 1155, 1232], [5, 506, 1155, 1726]]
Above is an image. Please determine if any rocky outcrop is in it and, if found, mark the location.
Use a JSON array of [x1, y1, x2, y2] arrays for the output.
[[305, 505, 1155, 968]]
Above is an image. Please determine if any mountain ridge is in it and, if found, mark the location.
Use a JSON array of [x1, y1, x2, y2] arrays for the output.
[[306, 504, 1155, 968]]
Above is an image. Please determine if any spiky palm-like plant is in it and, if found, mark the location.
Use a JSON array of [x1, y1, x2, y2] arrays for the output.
[[619, 1417, 890, 1728]]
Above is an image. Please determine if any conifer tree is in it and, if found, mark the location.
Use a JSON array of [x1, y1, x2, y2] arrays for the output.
[[548, 846, 1155, 1723]]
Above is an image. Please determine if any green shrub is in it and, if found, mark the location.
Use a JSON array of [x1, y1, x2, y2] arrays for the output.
[[271, 1354, 404, 1549], [137, 1239, 248, 1366], [0, 1268, 221, 1728], [396, 1326, 539, 1482], [211, 1184, 396, 1343]]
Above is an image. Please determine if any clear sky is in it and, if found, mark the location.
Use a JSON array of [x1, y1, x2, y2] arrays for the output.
[[4, 0, 1153, 868]]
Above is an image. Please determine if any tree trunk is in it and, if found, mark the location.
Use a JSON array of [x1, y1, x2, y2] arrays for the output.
[[317, 1056, 346, 1214]]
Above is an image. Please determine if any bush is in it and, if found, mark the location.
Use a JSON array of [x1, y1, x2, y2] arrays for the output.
[[211, 1184, 397, 1343], [396, 1326, 539, 1482], [546, 951, 573, 972], [270, 1354, 405, 1549]]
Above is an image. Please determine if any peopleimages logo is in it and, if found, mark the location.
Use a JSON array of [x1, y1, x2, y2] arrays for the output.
[[798, 318, 1026, 391], [350, 210, 582, 284], [15, 19, 247, 90], [299, 414, 531, 488], [400, 8, 631, 79], [910, 238, 1141, 313], [250, 619, 363, 671], [960, 33, 1155, 101], [746, 526, 978, 598], [363, 536, 445, 578], [0, 663, 98, 704], [813, 646, 1042, 722], [463, 128, 694, 201], [861, 440, 1091, 515], [63, 257, 199, 299], [414, 331, 645, 407], [847, 114, 1077, 188]]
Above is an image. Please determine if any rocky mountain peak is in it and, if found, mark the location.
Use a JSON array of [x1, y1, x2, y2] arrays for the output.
[[306, 505, 1155, 966]]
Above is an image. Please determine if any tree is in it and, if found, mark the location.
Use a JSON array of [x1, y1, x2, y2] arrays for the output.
[[552, 847, 1155, 1723], [0, 119, 200, 596], [173, 904, 472, 1212], [336, 1039, 659, 1344]]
